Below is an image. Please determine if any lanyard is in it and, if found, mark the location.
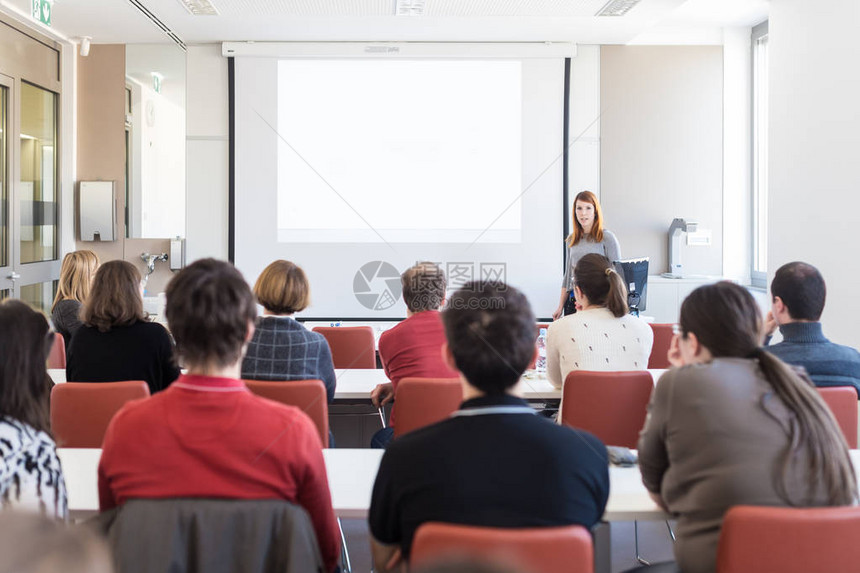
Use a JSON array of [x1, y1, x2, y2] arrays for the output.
[[450, 406, 537, 418]]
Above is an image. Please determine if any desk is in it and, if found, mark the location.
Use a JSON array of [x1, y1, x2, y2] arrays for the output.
[[49, 369, 667, 402]]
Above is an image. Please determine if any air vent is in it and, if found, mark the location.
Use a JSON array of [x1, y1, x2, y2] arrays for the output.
[[595, 0, 642, 17], [395, 0, 425, 16], [176, 0, 219, 16], [126, 0, 187, 51]]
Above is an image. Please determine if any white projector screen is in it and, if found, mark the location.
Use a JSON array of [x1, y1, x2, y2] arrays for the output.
[[234, 54, 565, 319]]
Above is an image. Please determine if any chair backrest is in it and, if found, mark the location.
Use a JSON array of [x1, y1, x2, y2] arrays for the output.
[[647, 323, 673, 369], [393, 377, 462, 438], [51, 381, 150, 448], [411, 522, 593, 573], [816, 386, 858, 448], [561, 370, 653, 448], [311, 326, 376, 369], [99, 498, 325, 573], [243, 379, 329, 447], [717, 505, 860, 573], [47, 332, 66, 369]]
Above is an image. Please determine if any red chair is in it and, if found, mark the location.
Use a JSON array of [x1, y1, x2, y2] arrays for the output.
[[816, 386, 858, 448], [243, 379, 329, 447], [51, 381, 150, 447], [411, 522, 593, 573], [648, 323, 674, 369], [717, 505, 860, 573], [561, 370, 653, 448], [312, 326, 376, 369], [47, 332, 66, 369], [393, 378, 462, 438]]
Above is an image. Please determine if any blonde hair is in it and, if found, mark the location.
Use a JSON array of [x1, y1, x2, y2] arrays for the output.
[[51, 250, 99, 313], [254, 260, 311, 315]]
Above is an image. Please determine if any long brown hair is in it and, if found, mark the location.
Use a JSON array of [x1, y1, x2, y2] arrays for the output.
[[679, 281, 857, 506], [573, 254, 628, 317], [566, 190, 605, 247], [51, 250, 99, 313], [81, 260, 146, 333], [0, 300, 53, 433]]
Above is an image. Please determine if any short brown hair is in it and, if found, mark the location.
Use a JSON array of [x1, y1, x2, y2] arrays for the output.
[[81, 260, 145, 332], [166, 259, 257, 370], [402, 262, 446, 312], [254, 260, 310, 314]]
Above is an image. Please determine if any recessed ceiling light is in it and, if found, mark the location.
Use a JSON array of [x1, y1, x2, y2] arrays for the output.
[[175, 0, 219, 16], [595, 0, 642, 17], [395, 0, 425, 17]]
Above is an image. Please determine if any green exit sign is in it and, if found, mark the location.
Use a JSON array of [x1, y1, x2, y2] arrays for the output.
[[32, 0, 51, 26]]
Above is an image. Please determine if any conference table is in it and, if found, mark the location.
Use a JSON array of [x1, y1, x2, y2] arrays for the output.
[[48, 368, 669, 402]]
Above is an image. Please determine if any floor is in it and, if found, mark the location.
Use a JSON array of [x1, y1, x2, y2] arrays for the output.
[[340, 518, 676, 573]]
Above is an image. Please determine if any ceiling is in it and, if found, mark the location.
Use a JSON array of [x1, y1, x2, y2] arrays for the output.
[[0, 0, 768, 46]]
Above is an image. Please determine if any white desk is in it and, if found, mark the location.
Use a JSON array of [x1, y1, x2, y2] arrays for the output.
[[49, 368, 667, 402], [57, 447, 664, 521]]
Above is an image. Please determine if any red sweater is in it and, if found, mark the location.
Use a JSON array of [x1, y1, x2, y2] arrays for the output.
[[378, 311, 459, 426], [98, 374, 340, 572]]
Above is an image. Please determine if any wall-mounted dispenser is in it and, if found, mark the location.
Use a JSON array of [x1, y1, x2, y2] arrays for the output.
[[79, 181, 116, 241]]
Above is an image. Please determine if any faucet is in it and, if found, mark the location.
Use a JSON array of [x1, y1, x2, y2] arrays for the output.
[[141, 252, 169, 281]]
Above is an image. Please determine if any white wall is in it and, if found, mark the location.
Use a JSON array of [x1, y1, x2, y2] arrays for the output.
[[769, 0, 860, 348], [185, 44, 230, 263]]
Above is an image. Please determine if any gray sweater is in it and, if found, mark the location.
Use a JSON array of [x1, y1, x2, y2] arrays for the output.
[[561, 230, 621, 291], [51, 299, 83, 353], [639, 359, 832, 573]]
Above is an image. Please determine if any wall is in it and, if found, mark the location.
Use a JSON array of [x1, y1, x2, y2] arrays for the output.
[[769, 0, 860, 347], [76, 44, 172, 293], [186, 44, 230, 263], [600, 46, 723, 277]]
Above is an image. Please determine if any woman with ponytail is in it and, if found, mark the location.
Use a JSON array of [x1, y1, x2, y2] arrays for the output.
[[637, 281, 857, 573], [545, 253, 653, 389]]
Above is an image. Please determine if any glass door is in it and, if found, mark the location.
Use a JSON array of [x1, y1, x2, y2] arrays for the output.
[[0, 74, 11, 300]]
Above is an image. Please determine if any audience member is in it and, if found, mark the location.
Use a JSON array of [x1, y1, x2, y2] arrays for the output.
[[97, 259, 340, 572], [0, 300, 67, 519], [370, 262, 458, 448], [546, 253, 652, 390], [66, 260, 179, 394], [368, 281, 609, 572], [638, 281, 857, 573], [764, 261, 860, 395], [51, 250, 99, 353], [0, 512, 111, 573], [241, 260, 336, 402]]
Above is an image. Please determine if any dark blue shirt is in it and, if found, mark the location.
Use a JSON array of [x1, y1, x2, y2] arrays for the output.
[[766, 322, 860, 397], [369, 394, 610, 557]]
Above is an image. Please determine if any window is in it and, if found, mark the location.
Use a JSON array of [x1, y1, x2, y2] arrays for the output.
[[751, 22, 769, 288]]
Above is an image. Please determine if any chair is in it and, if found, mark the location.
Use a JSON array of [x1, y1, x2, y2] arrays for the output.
[[243, 379, 329, 447], [96, 498, 326, 573], [312, 326, 376, 369], [393, 377, 462, 438], [560, 370, 653, 448], [50, 381, 150, 448], [717, 505, 860, 573], [648, 323, 674, 369], [47, 332, 66, 369], [411, 522, 593, 573], [816, 386, 858, 448]]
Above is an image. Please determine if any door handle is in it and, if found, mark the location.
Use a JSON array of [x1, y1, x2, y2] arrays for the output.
[[7, 272, 20, 282]]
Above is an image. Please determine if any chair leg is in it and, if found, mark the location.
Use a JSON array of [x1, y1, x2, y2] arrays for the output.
[[338, 518, 352, 573], [666, 520, 676, 542], [634, 520, 651, 566], [377, 407, 387, 429]]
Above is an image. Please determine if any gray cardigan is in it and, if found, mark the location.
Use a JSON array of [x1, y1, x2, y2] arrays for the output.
[[561, 230, 621, 291], [638, 359, 832, 573]]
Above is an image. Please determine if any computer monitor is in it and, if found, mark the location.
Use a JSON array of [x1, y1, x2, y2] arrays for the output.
[[613, 258, 649, 316]]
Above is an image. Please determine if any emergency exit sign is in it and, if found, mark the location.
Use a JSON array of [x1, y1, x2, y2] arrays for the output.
[[32, 0, 51, 26]]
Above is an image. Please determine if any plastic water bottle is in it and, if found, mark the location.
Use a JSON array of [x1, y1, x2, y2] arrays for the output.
[[536, 328, 548, 373]]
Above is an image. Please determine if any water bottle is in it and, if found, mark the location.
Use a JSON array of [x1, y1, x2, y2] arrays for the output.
[[536, 328, 548, 373]]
